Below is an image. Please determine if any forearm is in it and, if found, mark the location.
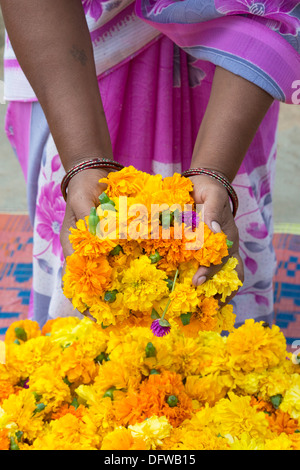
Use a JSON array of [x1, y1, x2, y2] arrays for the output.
[[1, 0, 113, 171], [191, 66, 274, 182]]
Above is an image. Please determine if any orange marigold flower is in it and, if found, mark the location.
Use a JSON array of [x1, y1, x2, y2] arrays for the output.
[[5, 319, 41, 345], [101, 428, 147, 450], [193, 223, 228, 267], [114, 371, 193, 428], [0, 379, 15, 404], [51, 403, 86, 421], [62, 252, 112, 311], [100, 166, 150, 198], [250, 396, 274, 415], [0, 429, 10, 451], [69, 217, 117, 256], [266, 410, 299, 435]]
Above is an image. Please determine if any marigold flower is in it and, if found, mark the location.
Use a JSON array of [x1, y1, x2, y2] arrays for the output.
[[101, 427, 147, 450]]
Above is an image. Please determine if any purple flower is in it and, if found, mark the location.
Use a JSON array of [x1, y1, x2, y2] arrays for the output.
[[182, 211, 200, 230], [36, 182, 66, 261], [82, 0, 110, 21], [214, 0, 300, 36], [151, 319, 171, 337], [23, 379, 29, 389]]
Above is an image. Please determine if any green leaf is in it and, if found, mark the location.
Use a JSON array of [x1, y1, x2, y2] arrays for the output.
[[226, 239, 234, 248], [88, 207, 100, 235], [145, 342, 156, 358], [151, 309, 160, 320], [149, 251, 162, 264], [270, 394, 283, 409], [180, 312, 192, 326], [10, 436, 20, 451], [95, 352, 109, 364], [104, 290, 118, 303], [14, 327, 27, 342], [33, 403, 46, 415], [109, 245, 123, 256], [159, 319, 171, 328], [71, 397, 79, 410], [99, 192, 110, 204], [103, 387, 116, 400]]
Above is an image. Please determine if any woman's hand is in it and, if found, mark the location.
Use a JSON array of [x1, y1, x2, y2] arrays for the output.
[[60, 168, 109, 258], [60, 168, 109, 321], [190, 174, 244, 304]]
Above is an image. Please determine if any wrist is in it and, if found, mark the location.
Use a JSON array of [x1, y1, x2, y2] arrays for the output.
[[61, 157, 123, 201]]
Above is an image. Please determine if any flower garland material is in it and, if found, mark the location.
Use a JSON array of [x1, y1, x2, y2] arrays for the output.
[[62, 166, 242, 335], [0, 317, 299, 450], [1, 166, 298, 450]]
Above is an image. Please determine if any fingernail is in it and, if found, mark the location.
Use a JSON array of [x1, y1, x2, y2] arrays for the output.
[[196, 276, 206, 286], [211, 221, 221, 233]]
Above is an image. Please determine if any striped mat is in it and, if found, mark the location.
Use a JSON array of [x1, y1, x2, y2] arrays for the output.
[[0, 214, 300, 349]]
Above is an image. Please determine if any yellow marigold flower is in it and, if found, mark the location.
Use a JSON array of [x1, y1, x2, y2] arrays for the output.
[[231, 370, 263, 396], [44, 316, 81, 339], [5, 336, 62, 382], [31, 413, 100, 450], [264, 433, 293, 450], [93, 359, 142, 395], [1, 389, 44, 442], [57, 342, 99, 387], [185, 373, 234, 407], [197, 257, 242, 302], [280, 374, 300, 420], [216, 304, 236, 333], [168, 283, 199, 318], [229, 432, 265, 450], [213, 392, 271, 440], [90, 294, 130, 327], [5, 319, 41, 345], [27, 364, 72, 414], [62, 252, 112, 311], [226, 319, 287, 374], [258, 365, 293, 400], [101, 427, 147, 450], [120, 256, 169, 312], [129, 415, 173, 450]]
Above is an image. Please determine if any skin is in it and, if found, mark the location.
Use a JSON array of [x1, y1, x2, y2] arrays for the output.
[[1, 0, 274, 316]]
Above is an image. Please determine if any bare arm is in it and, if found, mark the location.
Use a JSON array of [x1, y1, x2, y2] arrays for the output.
[[191, 67, 274, 292], [1, 0, 113, 256]]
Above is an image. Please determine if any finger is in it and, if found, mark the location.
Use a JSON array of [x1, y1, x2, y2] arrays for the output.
[[192, 255, 230, 286]]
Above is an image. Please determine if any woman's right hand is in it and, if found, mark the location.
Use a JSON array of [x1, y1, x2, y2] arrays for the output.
[[60, 168, 109, 321]]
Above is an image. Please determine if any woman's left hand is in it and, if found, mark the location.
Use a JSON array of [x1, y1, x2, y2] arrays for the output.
[[190, 173, 244, 304]]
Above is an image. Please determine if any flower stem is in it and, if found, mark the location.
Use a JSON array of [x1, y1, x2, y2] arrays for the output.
[[160, 268, 179, 321]]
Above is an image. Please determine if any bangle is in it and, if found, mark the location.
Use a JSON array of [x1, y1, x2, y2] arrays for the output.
[[181, 167, 239, 217], [61, 157, 124, 201]]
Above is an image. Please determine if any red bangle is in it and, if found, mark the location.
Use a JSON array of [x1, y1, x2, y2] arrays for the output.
[[181, 167, 239, 217], [61, 158, 124, 201]]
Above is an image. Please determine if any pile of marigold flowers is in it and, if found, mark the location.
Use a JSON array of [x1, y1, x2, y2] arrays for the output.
[[0, 317, 299, 450], [62, 166, 242, 335]]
